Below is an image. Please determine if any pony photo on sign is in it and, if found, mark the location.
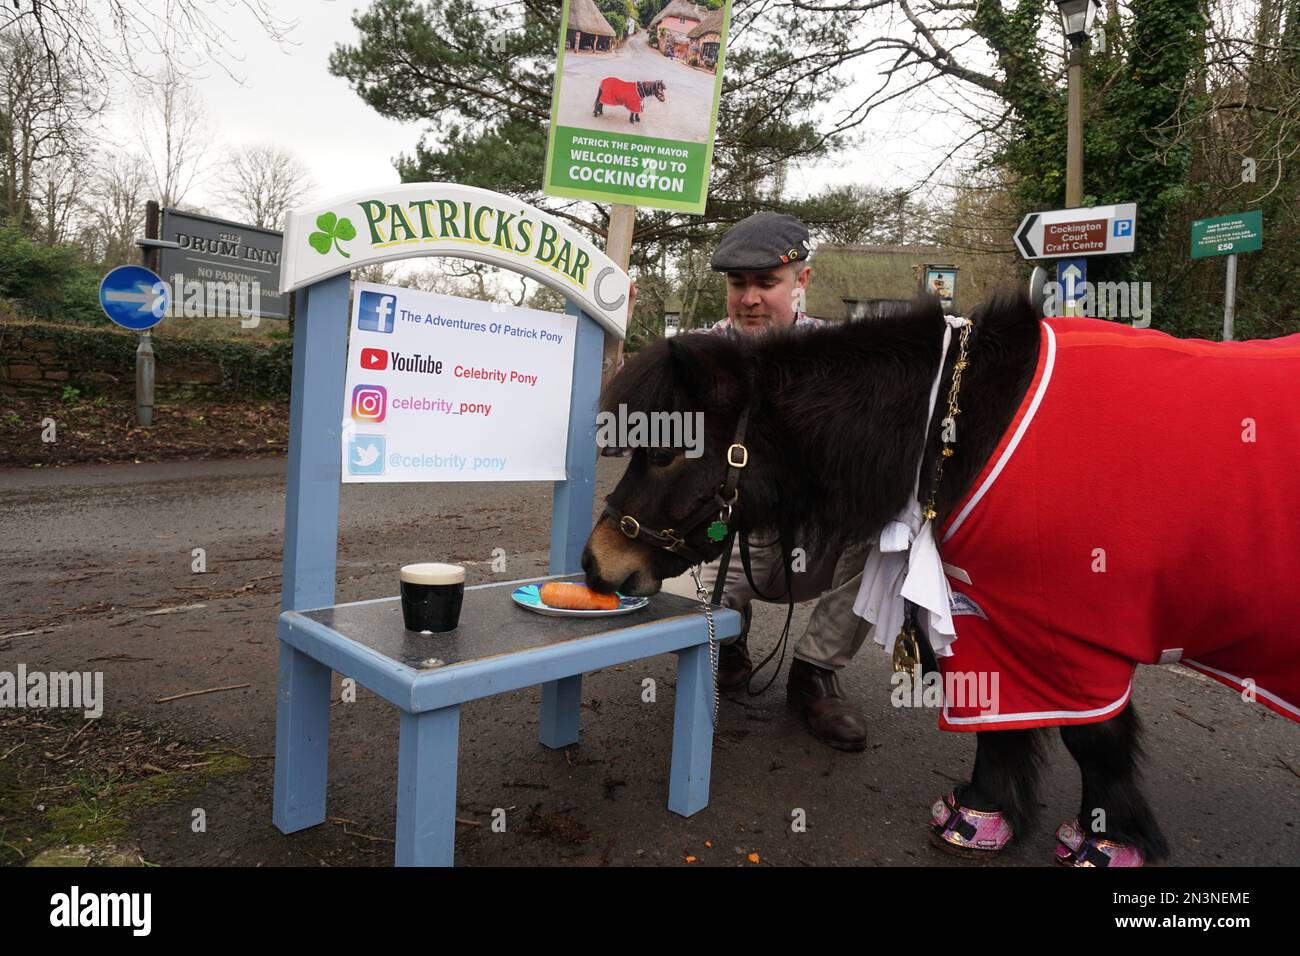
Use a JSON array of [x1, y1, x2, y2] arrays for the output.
[[582, 291, 1300, 867], [592, 78, 667, 124]]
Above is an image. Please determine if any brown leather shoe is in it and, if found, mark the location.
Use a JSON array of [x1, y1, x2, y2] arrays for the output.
[[786, 658, 868, 751], [716, 605, 752, 692]]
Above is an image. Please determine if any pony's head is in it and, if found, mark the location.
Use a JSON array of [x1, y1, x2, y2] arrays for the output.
[[582, 331, 759, 596], [652, 80, 666, 101]]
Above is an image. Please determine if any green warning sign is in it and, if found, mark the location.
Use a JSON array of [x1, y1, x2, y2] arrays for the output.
[[1190, 211, 1263, 259]]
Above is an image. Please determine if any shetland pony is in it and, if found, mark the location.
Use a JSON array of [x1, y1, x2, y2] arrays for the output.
[[582, 292, 1300, 866], [593, 78, 666, 123]]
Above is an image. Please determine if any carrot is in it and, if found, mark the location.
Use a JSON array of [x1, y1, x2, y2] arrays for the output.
[[539, 582, 620, 611]]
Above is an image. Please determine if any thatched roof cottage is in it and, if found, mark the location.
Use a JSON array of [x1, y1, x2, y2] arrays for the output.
[[567, 0, 617, 52]]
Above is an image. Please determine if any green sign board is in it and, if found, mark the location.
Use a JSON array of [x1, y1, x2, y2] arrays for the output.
[[542, 0, 731, 214], [1190, 210, 1263, 259]]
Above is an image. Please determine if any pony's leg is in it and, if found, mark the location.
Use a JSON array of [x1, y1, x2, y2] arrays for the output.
[[956, 729, 1045, 839], [593, 90, 602, 116], [1059, 706, 1169, 860]]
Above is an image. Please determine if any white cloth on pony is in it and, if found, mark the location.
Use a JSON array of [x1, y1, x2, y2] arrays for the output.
[[852, 315, 970, 658]]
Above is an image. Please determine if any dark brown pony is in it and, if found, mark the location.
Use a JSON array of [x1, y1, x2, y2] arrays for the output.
[[581, 291, 1169, 862]]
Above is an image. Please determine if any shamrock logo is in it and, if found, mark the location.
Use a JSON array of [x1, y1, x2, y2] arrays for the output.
[[308, 211, 356, 258], [706, 520, 728, 542]]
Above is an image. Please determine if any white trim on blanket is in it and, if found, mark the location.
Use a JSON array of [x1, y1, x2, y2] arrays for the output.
[[1182, 659, 1300, 720], [943, 322, 1058, 544], [940, 677, 1132, 727]]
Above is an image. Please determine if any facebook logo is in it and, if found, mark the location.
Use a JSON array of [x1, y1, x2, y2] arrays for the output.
[[358, 291, 397, 333], [1113, 219, 1133, 237]]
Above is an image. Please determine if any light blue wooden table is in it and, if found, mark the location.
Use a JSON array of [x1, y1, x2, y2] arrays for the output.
[[275, 575, 739, 866], [270, 271, 739, 866]]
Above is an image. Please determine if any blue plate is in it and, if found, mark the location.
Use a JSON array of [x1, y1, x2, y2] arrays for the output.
[[511, 584, 649, 618]]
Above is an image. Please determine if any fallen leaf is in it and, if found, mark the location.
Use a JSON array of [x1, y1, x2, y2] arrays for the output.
[[685, 855, 696, 863], [747, 852, 760, 864]]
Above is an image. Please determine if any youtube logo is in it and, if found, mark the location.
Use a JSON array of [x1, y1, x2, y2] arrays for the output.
[[361, 347, 388, 371]]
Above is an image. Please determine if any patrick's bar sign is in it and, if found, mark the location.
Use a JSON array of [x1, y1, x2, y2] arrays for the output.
[[279, 182, 629, 339]]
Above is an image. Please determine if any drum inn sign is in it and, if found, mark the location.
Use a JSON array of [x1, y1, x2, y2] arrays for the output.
[[279, 183, 629, 338]]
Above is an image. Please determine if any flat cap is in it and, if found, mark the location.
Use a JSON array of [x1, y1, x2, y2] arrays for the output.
[[710, 212, 812, 272]]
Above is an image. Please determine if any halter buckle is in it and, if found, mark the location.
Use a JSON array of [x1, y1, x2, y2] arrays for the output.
[[727, 444, 748, 468], [619, 515, 641, 538]]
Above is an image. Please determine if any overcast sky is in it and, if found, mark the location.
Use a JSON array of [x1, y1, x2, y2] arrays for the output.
[[95, 0, 986, 221], [98, 0, 422, 213]]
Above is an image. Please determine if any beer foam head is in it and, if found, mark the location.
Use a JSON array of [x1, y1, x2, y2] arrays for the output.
[[400, 562, 466, 585]]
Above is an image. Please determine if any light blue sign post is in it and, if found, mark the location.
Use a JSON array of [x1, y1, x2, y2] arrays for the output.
[[270, 184, 739, 866]]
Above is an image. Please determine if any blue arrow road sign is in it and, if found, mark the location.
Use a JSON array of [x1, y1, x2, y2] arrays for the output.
[[1057, 258, 1087, 314], [99, 265, 169, 330]]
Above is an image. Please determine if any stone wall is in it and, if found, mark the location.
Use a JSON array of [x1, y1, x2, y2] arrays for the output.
[[0, 321, 292, 401]]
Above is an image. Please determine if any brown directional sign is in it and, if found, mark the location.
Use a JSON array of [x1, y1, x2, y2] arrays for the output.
[[1043, 219, 1107, 255], [1014, 203, 1138, 260]]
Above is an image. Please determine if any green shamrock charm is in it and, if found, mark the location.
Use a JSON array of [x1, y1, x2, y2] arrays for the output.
[[706, 520, 728, 542], [308, 211, 356, 258]]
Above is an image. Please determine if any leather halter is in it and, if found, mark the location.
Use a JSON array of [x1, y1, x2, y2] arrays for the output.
[[601, 404, 751, 567]]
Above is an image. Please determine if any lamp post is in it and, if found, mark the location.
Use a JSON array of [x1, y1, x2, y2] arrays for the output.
[[1053, 0, 1099, 208]]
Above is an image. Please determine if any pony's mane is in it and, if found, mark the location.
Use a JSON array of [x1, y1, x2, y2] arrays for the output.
[[602, 290, 1041, 551]]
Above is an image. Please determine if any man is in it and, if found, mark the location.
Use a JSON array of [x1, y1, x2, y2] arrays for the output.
[[649, 212, 874, 750]]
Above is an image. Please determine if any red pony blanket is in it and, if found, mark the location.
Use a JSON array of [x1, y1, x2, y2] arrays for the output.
[[598, 78, 643, 113], [936, 317, 1300, 731]]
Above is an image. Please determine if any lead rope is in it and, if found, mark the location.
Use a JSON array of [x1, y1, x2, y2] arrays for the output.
[[688, 566, 720, 727]]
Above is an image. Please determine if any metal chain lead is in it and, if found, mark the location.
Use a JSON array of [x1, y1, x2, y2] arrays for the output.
[[922, 321, 973, 521], [689, 565, 720, 727]]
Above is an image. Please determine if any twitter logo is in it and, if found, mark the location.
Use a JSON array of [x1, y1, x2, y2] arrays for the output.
[[348, 434, 386, 476]]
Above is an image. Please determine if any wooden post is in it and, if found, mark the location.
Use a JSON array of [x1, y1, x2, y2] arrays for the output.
[[603, 204, 636, 384]]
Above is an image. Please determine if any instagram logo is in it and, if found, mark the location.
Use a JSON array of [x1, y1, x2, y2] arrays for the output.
[[351, 384, 387, 422]]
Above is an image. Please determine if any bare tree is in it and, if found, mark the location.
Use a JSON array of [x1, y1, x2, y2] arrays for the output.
[[80, 151, 152, 265], [138, 62, 208, 208], [215, 144, 315, 230], [0, 22, 101, 232], [0, 1, 294, 102]]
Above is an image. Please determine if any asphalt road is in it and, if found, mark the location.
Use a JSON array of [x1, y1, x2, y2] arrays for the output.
[[0, 456, 1295, 867]]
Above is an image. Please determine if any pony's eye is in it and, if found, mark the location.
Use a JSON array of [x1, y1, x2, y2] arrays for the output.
[[647, 449, 678, 467]]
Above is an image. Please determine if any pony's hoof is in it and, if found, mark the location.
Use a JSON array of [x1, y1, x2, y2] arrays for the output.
[[1053, 820, 1145, 867], [928, 792, 1012, 858]]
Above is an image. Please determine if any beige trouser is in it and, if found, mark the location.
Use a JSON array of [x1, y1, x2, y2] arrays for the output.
[[662, 534, 876, 670]]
